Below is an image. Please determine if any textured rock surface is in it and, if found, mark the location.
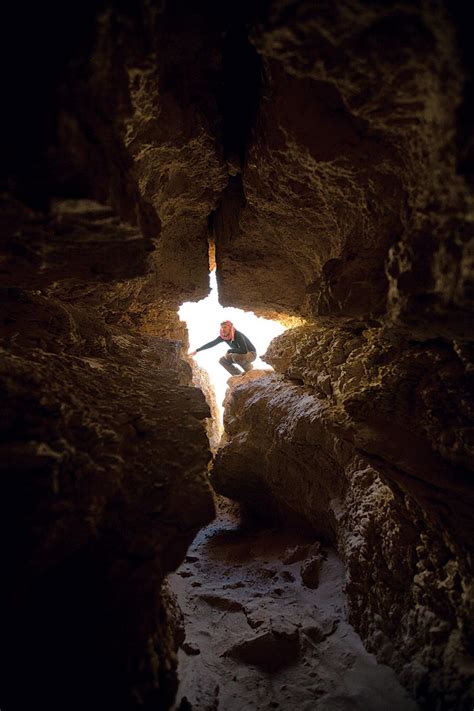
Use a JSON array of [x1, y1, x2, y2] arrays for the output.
[[190, 362, 222, 453], [2, 5, 229, 707], [265, 323, 474, 545], [215, 1, 473, 327], [168, 499, 417, 711], [68, 3, 241, 338], [209, 4, 473, 708], [2, 1, 473, 709], [212, 362, 473, 708], [0, 198, 215, 709]]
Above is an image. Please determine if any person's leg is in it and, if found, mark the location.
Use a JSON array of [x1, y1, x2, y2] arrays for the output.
[[242, 351, 257, 372], [219, 354, 240, 375], [231, 352, 256, 373]]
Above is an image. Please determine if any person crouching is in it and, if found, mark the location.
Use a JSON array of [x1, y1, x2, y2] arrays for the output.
[[189, 320, 257, 376]]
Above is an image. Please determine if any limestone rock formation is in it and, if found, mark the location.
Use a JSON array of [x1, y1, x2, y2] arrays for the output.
[[190, 362, 222, 452], [265, 323, 474, 544], [215, 1, 473, 328], [2, 4, 230, 706], [70, 4, 231, 333], [2, 1, 473, 709], [1, 197, 215, 709], [168, 499, 418, 711], [224, 628, 301, 672], [211, 367, 472, 707], [210, 3, 473, 708]]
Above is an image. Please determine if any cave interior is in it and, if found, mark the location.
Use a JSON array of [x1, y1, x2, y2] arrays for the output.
[[1, 1, 473, 710]]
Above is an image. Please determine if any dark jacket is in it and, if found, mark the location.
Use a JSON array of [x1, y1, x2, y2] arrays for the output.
[[195, 330, 256, 355]]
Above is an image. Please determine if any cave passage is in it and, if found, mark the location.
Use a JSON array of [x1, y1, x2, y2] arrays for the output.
[[2, 1, 472, 709], [179, 270, 286, 421], [167, 499, 418, 711]]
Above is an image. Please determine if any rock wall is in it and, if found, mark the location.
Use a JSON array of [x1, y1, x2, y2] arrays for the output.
[[214, 0, 473, 327], [210, 2, 474, 709], [0, 196, 215, 709], [69, 2, 228, 327], [1, 4, 231, 707], [212, 332, 473, 707], [2, 1, 473, 709], [191, 362, 223, 453]]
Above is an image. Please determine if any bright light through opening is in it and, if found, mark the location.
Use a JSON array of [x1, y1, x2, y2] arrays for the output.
[[179, 271, 286, 423]]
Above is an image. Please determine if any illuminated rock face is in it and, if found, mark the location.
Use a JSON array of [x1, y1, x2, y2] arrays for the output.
[[1, 1, 473, 710], [191, 362, 222, 452], [76, 5, 228, 325], [215, 1, 473, 330], [212, 333, 473, 706]]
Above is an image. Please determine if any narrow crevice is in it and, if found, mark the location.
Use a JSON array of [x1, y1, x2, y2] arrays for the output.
[[208, 175, 246, 247], [217, 24, 263, 166]]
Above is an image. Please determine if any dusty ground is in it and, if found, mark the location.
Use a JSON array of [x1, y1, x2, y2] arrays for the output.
[[168, 498, 418, 711]]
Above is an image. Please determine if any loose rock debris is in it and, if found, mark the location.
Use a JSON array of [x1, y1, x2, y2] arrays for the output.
[[168, 499, 418, 710]]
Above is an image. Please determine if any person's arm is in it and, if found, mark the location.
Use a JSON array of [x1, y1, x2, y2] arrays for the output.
[[190, 336, 223, 355]]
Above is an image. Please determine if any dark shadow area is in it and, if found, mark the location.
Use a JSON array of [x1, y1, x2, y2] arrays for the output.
[[1, 2, 105, 209], [218, 24, 263, 164], [3, 550, 125, 711], [2, 544, 174, 711], [449, 1, 474, 186]]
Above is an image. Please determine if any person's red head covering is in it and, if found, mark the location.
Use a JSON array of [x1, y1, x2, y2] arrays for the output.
[[220, 320, 235, 341]]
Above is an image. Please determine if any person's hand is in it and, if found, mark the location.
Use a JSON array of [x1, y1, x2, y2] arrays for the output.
[[189, 350, 197, 357]]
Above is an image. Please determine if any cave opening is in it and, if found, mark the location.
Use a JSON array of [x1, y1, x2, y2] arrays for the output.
[[179, 269, 286, 428]]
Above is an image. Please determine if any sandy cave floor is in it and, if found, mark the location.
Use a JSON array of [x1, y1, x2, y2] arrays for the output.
[[168, 498, 418, 711]]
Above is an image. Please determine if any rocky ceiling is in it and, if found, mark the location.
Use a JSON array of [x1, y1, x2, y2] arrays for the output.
[[1, 1, 473, 709]]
